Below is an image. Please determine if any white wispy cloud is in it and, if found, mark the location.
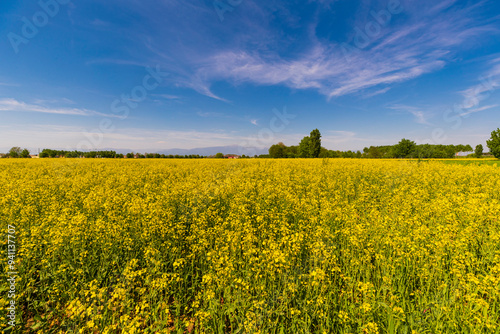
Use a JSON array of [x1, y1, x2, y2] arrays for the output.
[[68, 1, 500, 102], [250, 119, 258, 126], [0, 98, 116, 117], [458, 61, 500, 112], [458, 104, 498, 118], [389, 105, 433, 125], [387, 59, 500, 125], [92, 0, 497, 101], [154, 94, 181, 100], [32, 98, 76, 105], [174, 1, 497, 100], [363, 87, 391, 98]]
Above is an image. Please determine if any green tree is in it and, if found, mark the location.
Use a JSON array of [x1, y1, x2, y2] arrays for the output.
[[269, 143, 286, 158], [65, 151, 78, 158], [8, 147, 22, 158], [328, 150, 341, 158], [393, 139, 416, 158], [215, 153, 224, 159], [318, 147, 329, 158], [20, 149, 30, 158], [309, 129, 322, 158], [487, 128, 500, 159], [475, 144, 483, 158], [365, 146, 382, 159], [299, 136, 311, 158], [285, 145, 298, 158]]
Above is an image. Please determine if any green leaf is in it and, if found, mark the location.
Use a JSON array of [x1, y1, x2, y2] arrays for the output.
[[31, 322, 43, 330]]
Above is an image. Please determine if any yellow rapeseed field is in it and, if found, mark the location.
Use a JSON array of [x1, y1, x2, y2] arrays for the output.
[[1, 159, 499, 333]]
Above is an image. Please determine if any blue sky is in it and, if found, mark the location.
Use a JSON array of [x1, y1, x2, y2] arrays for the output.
[[1, 0, 500, 153]]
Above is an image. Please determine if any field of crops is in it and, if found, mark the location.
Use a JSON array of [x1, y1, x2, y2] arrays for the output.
[[1, 159, 500, 333]]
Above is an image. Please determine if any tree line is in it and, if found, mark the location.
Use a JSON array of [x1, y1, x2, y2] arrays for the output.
[[0, 147, 31, 158], [362, 141, 473, 159], [0, 148, 206, 159], [267, 128, 500, 159]]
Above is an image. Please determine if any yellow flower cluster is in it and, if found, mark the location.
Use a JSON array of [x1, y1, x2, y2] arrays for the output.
[[0, 158, 499, 333]]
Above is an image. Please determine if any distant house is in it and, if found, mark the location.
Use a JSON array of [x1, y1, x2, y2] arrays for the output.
[[455, 151, 473, 157], [225, 154, 240, 159], [30, 155, 39, 159]]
